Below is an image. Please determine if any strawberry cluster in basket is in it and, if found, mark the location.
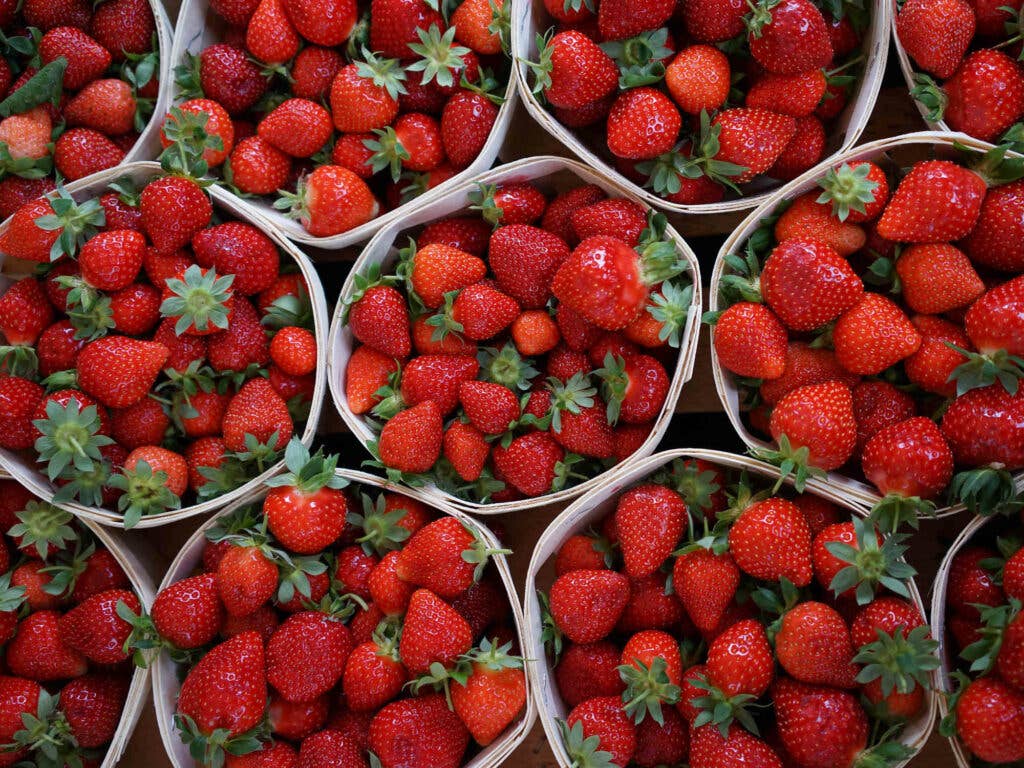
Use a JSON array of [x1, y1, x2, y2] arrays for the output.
[[523, 0, 870, 204], [0, 171, 318, 526], [0, 0, 160, 216], [896, 0, 1024, 144], [710, 144, 1024, 524], [538, 458, 935, 768], [160, 0, 511, 237], [342, 179, 695, 504], [127, 441, 526, 768], [0, 480, 142, 766]]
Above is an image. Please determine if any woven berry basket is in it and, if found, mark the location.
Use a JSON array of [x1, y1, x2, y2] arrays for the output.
[[523, 449, 937, 768], [327, 155, 702, 514], [169, 0, 518, 249], [151, 469, 536, 768], [709, 130, 1024, 519], [0, 161, 329, 529], [512, 0, 889, 214]]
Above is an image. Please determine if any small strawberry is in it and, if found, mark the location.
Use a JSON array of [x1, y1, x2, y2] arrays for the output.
[[329, 57, 403, 134], [440, 91, 498, 169], [760, 343, 859, 405], [246, 0, 300, 64], [276, 165, 378, 237], [290, 46, 344, 101], [607, 88, 681, 161], [149, 573, 224, 650], [54, 129, 126, 181], [895, 243, 985, 315], [528, 30, 618, 110], [59, 589, 139, 665], [39, 27, 111, 90], [491, 431, 566, 497], [405, 242, 487, 309], [7, 610, 88, 680], [451, 638, 527, 746], [397, 354, 479, 415], [0, 278, 54, 348], [712, 302, 788, 379], [776, 601, 858, 688], [876, 159, 987, 242], [282, 0, 356, 45], [377, 401, 442, 474], [141, 176, 213, 254], [774, 192, 867, 257], [862, 416, 954, 503], [399, 588, 473, 675], [946, 545, 1004, 619], [728, 497, 813, 585], [896, 0, 974, 79], [258, 98, 333, 159], [191, 222, 280, 296], [347, 284, 411, 359], [489, 224, 569, 309], [746, 0, 832, 74], [222, 377, 293, 453], [549, 569, 630, 643], [65, 79, 137, 137], [61, 673, 130, 749], [689, 724, 782, 768], [963, 179, 1024, 272], [833, 294, 921, 375], [228, 136, 292, 195], [460, 381, 520, 435], [665, 45, 731, 115], [769, 381, 857, 472]]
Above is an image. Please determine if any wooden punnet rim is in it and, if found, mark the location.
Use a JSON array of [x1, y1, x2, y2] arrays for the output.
[[327, 155, 702, 515], [0, 161, 329, 528], [522, 449, 937, 768], [151, 469, 537, 768]]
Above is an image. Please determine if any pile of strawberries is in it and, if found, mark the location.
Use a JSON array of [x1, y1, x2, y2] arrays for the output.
[[896, 0, 1024, 144], [0, 170, 319, 527], [161, 0, 511, 238], [0, 0, 160, 219], [939, 512, 1024, 764], [536, 456, 936, 768], [524, 0, 870, 205], [342, 177, 694, 504], [710, 144, 1024, 524], [126, 440, 527, 768], [0, 479, 142, 766]]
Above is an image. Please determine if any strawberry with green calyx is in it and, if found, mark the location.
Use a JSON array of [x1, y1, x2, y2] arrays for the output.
[[448, 637, 526, 746], [639, 112, 747, 197], [107, 458, 182, 528], [596, 352, 669, 426], [599, 28, 673, 89], [959, 599, 1020, 675], [395, 516, 508, 599], [8, 500, 76, 560], [547, 372, 597, 433], [653, 457, 723, 520], [33, 395, 114, 481], [52, 447, 118, 509], [8, 688, 79, 768], [407, 25, 472, 89], [57, 274, 115, 342], [815, 161, 888, 223], [557, 718, 619, 768], [618, 636, 682, 725], [349, 492, 413, 556], [948, 467, 1024, 518], [477, 343, 538, 391], [853, 624, 938, 716], [160, 264, 236, 337], [263, 439, 350, 555], [639, 280, 693, 349], [816, 516, 916, 605], [158, 106, 225, 179], [37, 535, 98, 599], [31, 186, 106, 263], [364, 126, 411, 182]]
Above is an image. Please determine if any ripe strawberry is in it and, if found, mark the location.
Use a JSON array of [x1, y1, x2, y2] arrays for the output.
[[282, 0, 356, 45], [266, 610, 353, 702], [761, 239, 863, 331], [451, 639, 527, 746], [348, 286, 411, 359], [712, 108, 797, 183], [8, 609, 88, 681], [420, 216, 491, 255], [0, 107, 52, 164], [59, 589, 139, 665], [848, 380, 914, 456], [665, 45, 731, 115], [377, 401, 442, 474], [77, 336, 168, 409], [773, 678, 868, 767], [681, 0, 747, 41], [197, 44, 266, 116], [399, 588, 473, 675], [607, 88, 681, 160], [343, 630, 408, 712], [833, 294, 921, 375], [941, 49, 1024, 141], [877, 159, 987, 242], [229, 136, 292, 195], [258, 98, 333, 159], [615, 484, 684, 578], [406, 243, 487, 309], [61, 673, 129, 749], [269, 327, 316, 377], [90, 0, 155, 58], [955, 677, 1024, 762], [894, 243, 984, 315], [776, 601, 858, 687], [0, 676, 42, 764], [177, 632, 267, 756], [192, 222, 280, 295], [217, 544, 278, 618], [902, 316, 970, 398], [222, 378, 291, 453], [549, 569, 630, 644], [942, 384, 1024, 469], [862, 416, 954, 501], [329, 60, 402, 134], [564, 696, 636, 767], [0, 278, 53, 348], [369, 694, 469, 768], [443, 421, 490, 481], [488, 225, 569, 308], [775, 192, 867, 256], [572, 200, 647, 246], [445, 281, 520, 340], [556, 642, 624, 708], [729, 497, 813, 585], [440, 91, 498, 169], [965, 274, 1024, 358], [54, 128, 126, 181], [141, 176, 213, 254], [289, 46, 343, 101], [815, 161, 890, 223], [713, 302, 788, 379], [368, 551, 415, 616], [110, 397, 170, 449], [760, 343, 859, 406], [397, 355, 478, 416], [769, 381, 857, 471], [672, 550, 739, 634], [746, 69, 826, 118], [512, 310, 560, 356], [704, 618, 774, 701], [963, 180, 1024, 271], [39, 27, 111, 90], [459, 381, 519, 435], [947, 545, 1005, 618], [150, 573, 223, 650], [689, 724, 782, 768], [65, 79, 137, 137], [247, 0, 300, 64], [395, 516, 494, 598], [277, 165, 378, 237], [530, 30, 618, 110], [268, 693, 329, 740], [747, 0, 832, 74], [491, 431, 565, 497], [78, 229, 147, 292], [109, 283, 162, 336], [768, 115, 826, 180], [897, 0, 974, 79]]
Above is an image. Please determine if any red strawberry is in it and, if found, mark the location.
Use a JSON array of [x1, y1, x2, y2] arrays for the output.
[[407, 243, 487, 309], [399, 589, 473, 675], [222, 377, 293, 452], [89, 0, 155, 59], [151, 573, 223, 650], [833, 294, 921, 375], [761, 240, 863, 331], [440, 92, 498, 169], [378, 401, 442, 474], [862, 416, 954, 500], [955, 677, 1024, 763], [772, 678, 867, 768], [491, 431, 565, 497], [39, 27, 111, 90], [767, 115, 826, 180], [816, 161, 890, 223], [59, 589, 138, 665], [712, 108, 797, 184], [556, 642, 625, 708], [607, 88, 681, 160], [0, 279, 53, 347], [65, 79, 137, 136], [450, 638, 527, 746], [760, 343, 859, 406], [875, 159, 986, 242], [217, 545, 278, 617], [947, 545, 1004, 618], [445, 282, 520, 340], [965, 274, 1024, 358], [689, 724, 782, 768], [0, 677, 42, 765], [530, 30, 618, 110], [941, 384, 1024, 469], [896, 0, 974, 79], [398, 355, 478, 415], [713, 302, 788, 379], [904, 315, 972, 397], [769, 381, 857, 471], [247, 0, 301, 64], [7, 610, 88, 681], [111, 397, 170, 449], [941, 49, 1024, 141], [459, 381, 520, 434], [596, 353, 668, 425], [258, 98, 333, 158], [549, 569, 630, 643], [747, 69, 827, 117], [395, 516, 495, 598], [198, 44, 267, 116], [191, 222, 279, 295], [615, 484, 685, 578], [61, 673, 129, 748], [348, 285, 411, 359], [280, 165, 378, 237], [77, 336, 169, 409], [775, 193, 867, 257], [747, 0, 832, 74], [141, 177, 213, 254], [228, 136, 292, 195], [681, 0, 747, 41], [489, 225, 569, 309], [291, 46, 344, 101], [268, 694, 328, 741], [963, 179, 1024, 271], [775, 601, 858, 687], [78, 229, 147, 291], [896, 243, 984, 315], [850, 380, 916, 454], [665, 45, 731, 116], [706, 618, 774, 699], [54, 129, 125, 181], [282, 0, 356, 45], [299, 730, 366, 767], [266, 610, 353, 702], [729, 497, 813, 585], [263, 442, 349, 554], [673, 550, 739, 633], [369, 694, 469, 768]]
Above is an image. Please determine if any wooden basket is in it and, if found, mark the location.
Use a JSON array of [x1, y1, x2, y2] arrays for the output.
[[0, 469, 159, 768], [0, 161, 329, 529], [522, 449, 937, 768], [889, 0, 951, 134], [708, 130, 1019, 518], [169, 0, 519, 250], [327, 155, 703, 515], [512, 0, 890, 214], [151, 470, 537, 768]]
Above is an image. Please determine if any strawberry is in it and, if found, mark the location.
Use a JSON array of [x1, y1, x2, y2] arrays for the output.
[[150, 573, 223, 650], [229, 137, 292, 195], [217, 544, 278, 617], [141, 176, 213, 254], [768, 115, 826, 180], [488, 225, 569, 308], [329, 59, 402, 134], [556, 534, 611, 576], [443, 422, 490, 481], [406, 243, 487, 309], [760, 343, 859, 406], [266, 610, 354, 702], [850, 596, 925, 648], [729, 497, 813, 585], [672, 550, 739, 633], [705, 617, 774, 702], [529, 30, 618, 110], [348, 286, 411, 359], [947, 545, 1004, 618], [833, 294, 921, 375], [665, 45, 731, 115], [899, 317, 967, 399], [941, 384, 1024, 469], [420, 216, 492, 255], [440, 92, 498, 169], [0, 677, 41, 765], [369, 551, 415, 616], [192, 222, 280, 295], [964, 274, 1024, 359], [877, 159, 987, 242], [615, 484, 685, 578], [963, 180, 1024, 271], [110, 397, 170, 449], [395, 516, 498, 598], [897, 0, 974, 79], [713, 302, 788, 379], [276, 165, 377, 237], [247, 0, 300, 64], [290, 46, 343, 101], [399, 588, 472, 675], [774, 192, 867, 256], [377, 401, 442, 474], [491, 431, 565, 496], [397, 355, 478, 415], [761, 239, 863, 331], [895, 243, 985, 315], [712, 108, 797, 183], [442, 281, 520, 341], [459, 381, 519, 434], [282, 0, 356, 45], [59, 589, 139, 665], [816, 161, 890, 223], [39, 27, 111, 90], [954, 677, 1024, 762], [0, 177, 54, 221], [61, 673, 129, 749], [512, 310, 560, 356], [451, 638, 527, 746], [222, 377, 293, 452], [369, 694, 469, 768], [7, 610, 88, 681], [746, 69, 826, 118], [343, 630, 407, 712], [197, 44, 267, 116], [472, 183, 546, 226], [0, 279, 54, 348], [939, 49, 1024, 141], [269, 327, 316, 376], [633, 706, 687, 767], [681, 0, 748, 41], [78, 229, 147, 291], [298, 731, 366, 767], [772, 678, 868, 768], [162, 100, 236, 167], [618, 629, 683, 723], [848, 380, 915, 456], [77, 336, 168, 409], [564, 697, 636, 767], [65, 79, 137, 137], [769, 381, 857, 471], [54, 129, 126, 181], [607, 88, 681, 160], [0, 108, 52, 164], [556, 642, 625, 707], [177, 632, 268, 760], [746, 0, 831, 73], [258, 98, 333, 159], [110, 283, 162, 336], [269, 694, 328, 740], [90, 0, 155, 58], [775, 601, 858, 687], [689, 724, 782, 768], [572, 200, 647, 246], [549, 569, 630, 644], [862, 416, 954, 501]]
